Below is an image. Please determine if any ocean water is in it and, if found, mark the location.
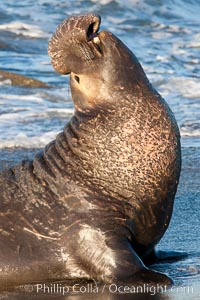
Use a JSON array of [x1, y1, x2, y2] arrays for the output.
[[0, 0, 200, 148], [0, 0, 200, 299]]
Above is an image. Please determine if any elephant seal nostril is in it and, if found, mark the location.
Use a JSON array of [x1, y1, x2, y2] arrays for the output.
[[87, 23, 96, 40], [87, 21, 100, 41]]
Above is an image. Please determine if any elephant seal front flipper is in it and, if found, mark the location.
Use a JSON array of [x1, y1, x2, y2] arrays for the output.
[[66, 222, 172, 285]]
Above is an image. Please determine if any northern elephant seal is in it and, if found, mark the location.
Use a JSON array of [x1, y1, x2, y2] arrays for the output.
[[0, 13, 181, 289]]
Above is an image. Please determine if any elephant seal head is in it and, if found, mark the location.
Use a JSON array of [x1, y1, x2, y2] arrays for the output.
[[48, 14, 150, 113]]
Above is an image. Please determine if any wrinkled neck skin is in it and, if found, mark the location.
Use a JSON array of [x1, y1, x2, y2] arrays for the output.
[[6, 84, 180, 249], [33, 85, 180, 204]]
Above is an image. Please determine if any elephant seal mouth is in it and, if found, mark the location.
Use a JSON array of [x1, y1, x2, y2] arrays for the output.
[[86, 22, 103, 56], [88, 33, 102, 56]]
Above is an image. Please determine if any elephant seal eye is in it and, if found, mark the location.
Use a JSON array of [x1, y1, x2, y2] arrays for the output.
[[74, 75, 80, 83]]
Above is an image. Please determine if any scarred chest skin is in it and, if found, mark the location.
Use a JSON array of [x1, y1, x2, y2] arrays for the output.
[[63, 89, 181, 250]]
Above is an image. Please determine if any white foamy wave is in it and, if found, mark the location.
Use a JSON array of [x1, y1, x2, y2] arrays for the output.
[[107, 16, 128, 24], [0, 79, 12, 86], [0, 108, 74, 122], [151, 22, 191, 34], [0, 22, 48, 38], [0, 92, 44, 103], [0, 89, 74, 149], [186, 33, 200, 48], [181, 130, 200, 137], [156, 55, 170, 63], [152, 31, 173, 40], [90, 0, 113, 4], [0, 92, 74, 117], [159, 77, 200, 99], [180, 121, 200, 137], [0, 90, 71, 105], [0, 131, 59, 149]]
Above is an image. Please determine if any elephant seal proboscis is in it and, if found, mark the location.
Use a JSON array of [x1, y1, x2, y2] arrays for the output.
[[0, 14, 182, 289]]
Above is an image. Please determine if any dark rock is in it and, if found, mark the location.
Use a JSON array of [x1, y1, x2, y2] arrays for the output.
[[0, 70, 49, 88]]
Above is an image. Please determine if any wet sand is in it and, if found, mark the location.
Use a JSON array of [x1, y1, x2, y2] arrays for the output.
[[0, 145, 199, 300]]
